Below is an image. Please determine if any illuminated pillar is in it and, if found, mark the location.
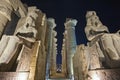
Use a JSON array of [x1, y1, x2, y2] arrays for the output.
[[53, 32, 57, 72], [53, 38, 57, 72], [50, 31, 57, 76], [64, 18, 77, 79], [61, 38, 67, 77], [46, 18, 56, 79]]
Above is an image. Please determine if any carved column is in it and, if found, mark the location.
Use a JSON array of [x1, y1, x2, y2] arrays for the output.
[[50, 30, 57, 76], [61, 37, 67, 77], [64, 18, 77, 79], [46, 18, 56, 79], [33, 8, 47, 80]]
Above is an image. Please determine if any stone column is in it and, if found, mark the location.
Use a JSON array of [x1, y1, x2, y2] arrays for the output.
[[50, 31, 57, 76], [34, 9, 47, 80], [52, 32, 57, 72], [64, 18, 77, 79], [46, 18, 56, 79], [61, 38, 67, 77], [53, 38, 57, 71]]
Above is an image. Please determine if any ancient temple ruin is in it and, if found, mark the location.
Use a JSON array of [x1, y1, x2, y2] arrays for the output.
[[73, 11, 120, 80], [0, 0, 120, 80]]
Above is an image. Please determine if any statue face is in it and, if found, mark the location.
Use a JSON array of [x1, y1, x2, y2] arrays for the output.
[[28, 11, 38, 20], [26, 16, 35, 27], [86, 11, 96, 18]]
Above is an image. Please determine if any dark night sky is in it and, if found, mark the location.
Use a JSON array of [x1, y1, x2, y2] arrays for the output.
[[21, 0, 120, 64]]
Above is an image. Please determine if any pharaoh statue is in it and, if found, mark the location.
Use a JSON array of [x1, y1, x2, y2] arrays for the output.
[[14, 7, 38, 42], [85, 11, 120, 67], [85, 11, 109, 41]]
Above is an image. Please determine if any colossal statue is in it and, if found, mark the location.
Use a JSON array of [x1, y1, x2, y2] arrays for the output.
[[85, 11, 120, 67], [85, 11, 109, 41], [15, 7, 38, 42]]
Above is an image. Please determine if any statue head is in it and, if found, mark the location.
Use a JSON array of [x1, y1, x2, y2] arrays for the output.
[[27, 7, 39, 26], [25, 16, 35, 27], [27, 10, 38, 20], [86, 11, 96, 18]]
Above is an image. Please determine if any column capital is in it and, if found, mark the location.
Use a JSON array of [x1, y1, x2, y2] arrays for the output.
[[47, 18, 56, 29], [64, 18, 78, 29]]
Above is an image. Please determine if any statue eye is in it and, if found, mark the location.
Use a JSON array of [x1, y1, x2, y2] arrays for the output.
[[95, 22, 98, 26], [26, 23, 29, 28], [119, 32, 120, 34]]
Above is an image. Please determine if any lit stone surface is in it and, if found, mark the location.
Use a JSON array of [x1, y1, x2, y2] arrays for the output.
[[0, 0, 120, 79], [0, 0, 48, 80], [88, 43, 102, 69], [73, 45, 89, 80], [9, 0, 27, 17], [101, 34, 120, 60], [0, 13, 9, 38], [96, 42, 105, 61], [28, 41, 40, 80], [64, 18, 77, 79], [50, 37, 57, 76], [0, 35, 9, 56], [0, 0, 27, 38], [16, 45, 32, 71], [0, 35, 22, 71], [0, 72, 29, 80], [61, 33, 68, 78], [100, 33, 120, 68], [0, 0, 13, 20], [15, 8, 38, 41], [0, 35, 21, 64], [85, 11, 120, 68], [87, 69, 120, 80], [50, 36, 57, 77], [85, 11, 109, 41], [46, 18, 57, 79], [73, 11, 120, 80]]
